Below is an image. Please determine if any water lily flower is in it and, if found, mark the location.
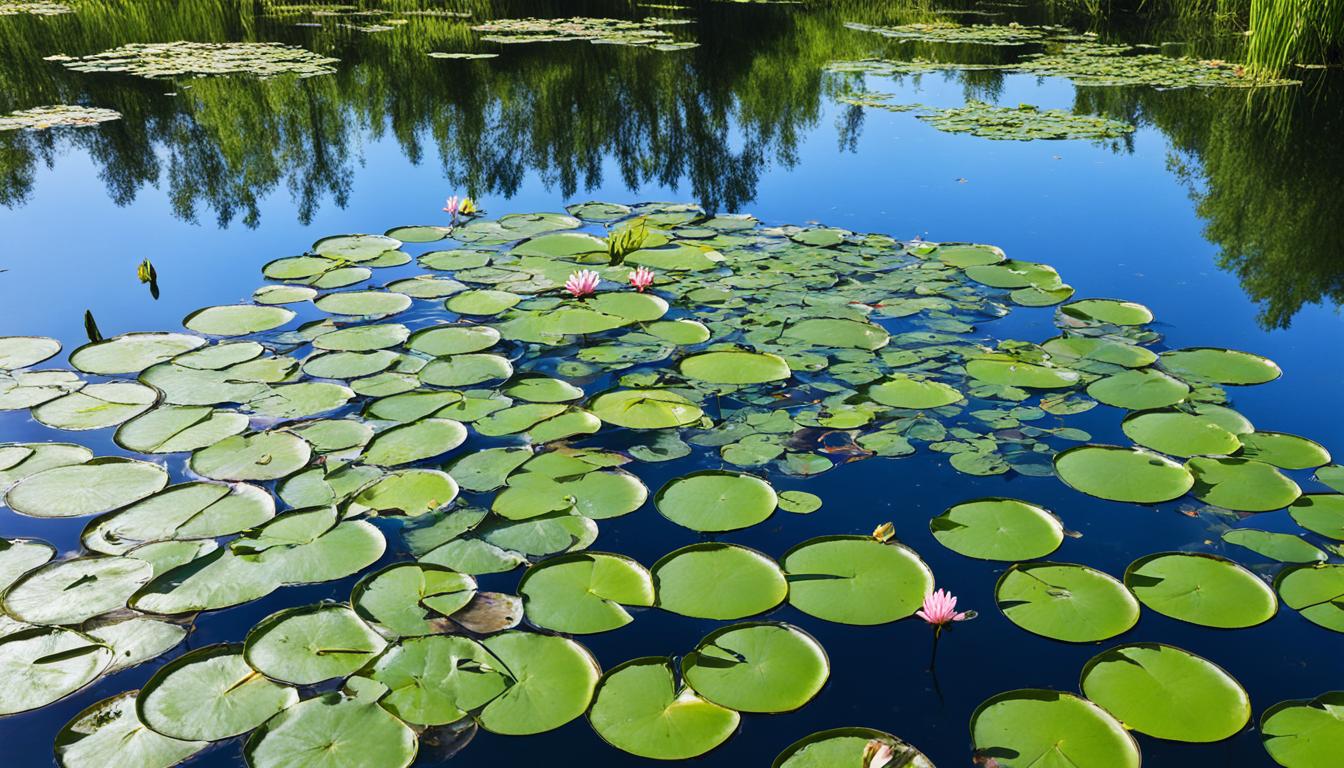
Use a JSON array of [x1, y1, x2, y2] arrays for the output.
[[565, 269, 601, 299], [459, 197, 479, 216], [443, 195, 460, 218], [628, 266, 655, 292], [917, 588, 969, 627], [862, 740, 896, 768]]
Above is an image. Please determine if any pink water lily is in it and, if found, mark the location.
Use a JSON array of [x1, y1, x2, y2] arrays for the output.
[[564, 269, 601, 299], [443, 195, 460, 222], [862, 740, 896, 768], [628, 266, 655, 292], [917, 588, 969, 627]]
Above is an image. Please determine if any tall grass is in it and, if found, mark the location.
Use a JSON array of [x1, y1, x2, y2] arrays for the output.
[[1244, 0, 1344, 75]]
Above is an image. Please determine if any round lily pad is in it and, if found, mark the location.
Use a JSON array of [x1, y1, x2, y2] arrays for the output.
[[0, 336, 60, 370], [0, 536, 55, 591], [772, 727, 934, 768], [966, 358, 1079, 389], [1087, 369, 1190, 410], [518, 552, 655, 634], [1060, 298, 1153, 326], [1275, 564, 1344, 633], [1042, 335, 1156, 368], [243, 691, 417, 768], [1080, 643, 1250, 742], [1121, 409, 1242, 457], [183, 305, 294, 337], [190, 432, 312, 482], [1289, 494, 1344, 540], [55, 690, 206, 768], [407, 324, 500, 356], [361, 418, 467, 466], [34, 382, 160, 431], [356, 635, 507, 726], [1261, 692, 1344, 768], [420, 353, 513, 387], [6, 458, 169, 518], [115, 405, 249, 454], [646, 319, 711, 345], [588, 657, 739, 760], [447, 289, 520, 316], [654, 470, 777, 532], [782, 318, 889, 350], [3, 555, 153, 625], [682, 622, 828, 713], [679, 351, 790, 384], [477, 631, 602, 735], [1186, 456, 1301, 512], [652, 543, 787, 619], [971, 689, 1140, 768], [1054, 445, 1194, 504], [589, 388, 703, 429], [996, 562, 1140, 642], [1160, 347, 1281, 385], [781, 536, 933, 625], [244, 603, 387, 685], [351, 563, 477, 637], [314, 290, 412, 319], [137, 644, 298, 741], [1222, 529, 1326, 564], [1237, 431, 1331, 470], [931, 497, 1064, 561], [83, 482, 274, 555], [869, 375, 963, 409], [69, 333, 205, 375], [777, 490, 822, 514], [0, 627, 112, 715], [1125, 552, 1277, 628], [350, 469, 458, 517]]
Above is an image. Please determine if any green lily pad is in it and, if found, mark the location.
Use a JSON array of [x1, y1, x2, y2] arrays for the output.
[[1290, 494, 1344, 539], [771, 727, 933, 768], [1042, 336, 1156, 368], [869, 375, 963, 409], [589, 388, 703, 429], [477, 631, 602, 735], [361, 418, 466, 466], [777, 490, 822, 514], [1160, 347, 1281, 385], [312, 234, 402, 261], [351, 563, 477, 637], [1187, 456, 1301, 512], [447, 289, 520, 316], [1222, 529, 1326, 564], [1275, 564, 1344, 633], [69, 333, 205, 375], [247, 382, 354, 419], [782, 318, 888, 350], [1054, 445, 1194, 503], [654, 470, 777, 532], [0, 336, 60, 370], [1061, 298, 1153, 326], [350, 469, 458, 517], [420, 353, 514, 387], [652, 543, 787, 619], [313, 323, 410, 352], [83, 482, 274, 555], [518, 552, 654, 634], [1125, 552, 1277, 628], [1316, 466, 1344, 493], [966, 358, 1079, 389], [34, 382, 159, 430], [1261, 692, 1344, 768], [0, 627, 111, 715], [85, 615, 189, 673], [243, 690, 417, 768], [0, 442, 91, 487], [679, 350, 790, 384], [407, 325, 501, 357], [314, 290, 411, 319], [6, 457, 169, 518], [183, 304, 294, 337], [1087, 369, 1190, 410], [1237, 432, 1331, 470], [3, 555, 153, 625], [244, 603, 387, 685], [587, 657, 739, 760], [447, 447, 532, 492], [137, 644, 298, 741], [114, 405, 249, 454], [55, 690, 206, 768], [781, 536, 933, 625], [0, 536, 55, 591], [996, 562, 1140, 642], [190, 432, 312, 481], [970, 689, 1140, 768], [356, 634, 508, 725], [302, 350, 397, 379], [931, 497, 1064, 561], [682, 622, 828, 713], [1080, 643, 1250, 742], [646, 319, 711, 345], [1121, 409, 1242, 458]]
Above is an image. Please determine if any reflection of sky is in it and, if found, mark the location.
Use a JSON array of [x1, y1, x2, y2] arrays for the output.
[[1, 57, 1341, 768]]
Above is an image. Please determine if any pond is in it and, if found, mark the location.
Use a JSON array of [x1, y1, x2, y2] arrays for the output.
[[0, 1, 1342, 767]]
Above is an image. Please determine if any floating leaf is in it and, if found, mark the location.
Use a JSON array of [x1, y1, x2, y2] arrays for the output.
[[931, 497, 1063, 561], [782, 536, 933, 625], [652, 543, 787, 619], [654, 470, 777, 532], [6, 457, 168, 518], [996, 562, 1140, 642], [1125, 552, 1277, 628], [970, 689, 1140, 768], [1053, 445, 1193, 503], [519, 552, 654, 634], [244, 603, 387, 685], [55, 690, 206, 768], [588, 657, 739, 760], [682, 622, 828, 713], [0, 627, 111, 715]]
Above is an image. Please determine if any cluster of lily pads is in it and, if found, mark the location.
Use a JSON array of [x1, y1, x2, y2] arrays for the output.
[[45, 42, 341, 79], [834, 92, 1134, 141], [0, 105, 121, 132], [2, 200, 1344, 766], [844, 20, 1067, 46], [470, 17, 697, 51]]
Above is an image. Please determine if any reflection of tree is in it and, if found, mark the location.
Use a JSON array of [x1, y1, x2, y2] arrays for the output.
[[0, 0, 857, 225]]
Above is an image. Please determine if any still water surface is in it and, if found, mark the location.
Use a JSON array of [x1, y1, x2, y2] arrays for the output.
[[0, 1, 1341, 765]]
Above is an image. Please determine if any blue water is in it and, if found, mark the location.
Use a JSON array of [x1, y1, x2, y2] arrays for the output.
[[1, 2, 1341, 766]]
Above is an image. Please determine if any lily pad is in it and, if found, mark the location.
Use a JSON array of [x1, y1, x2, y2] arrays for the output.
[[55, 690, 206, 768], [351, 563, 477, 637], [1061, 298, 1153, 326], [996, 562, 1140, 642], [869, 375, 963, 409], [3, 555, 154, 625], [1261, 692, 1344, 768], [518, 552, 655, 634], [361, 418, 466, 466], [1080, 643, 1250, 742], [1160, 347, 1281, 385], [356, 635, 507, 726], [137, 644, 298, 741], [477, 631, 602, 735], [652, 543, 788, 619], [679, 351, 790, 384], [1187, 456, 1301, 512], [244, 603, 387, 685], [69, 333, 205, 375], [243, 691, 417, 768], [654, 470, 777, 532], [1222, 529, 1326, 563], [1121, 409, 1242, 457], [190, 432, 311, 482], [0, 336, 60, 370], [772, 727, 933, 768], [0, 627, 112, 715], [6, 457, 169, 518], [1087, 368, 1190, 410], [781, 536, 933, 625], [587, 657, 739, 760], [1125, 552, 1277, 628], [589, 388, 703, 429], [931, 497, 1064, 561], [970, 689, 1140, 768], [1289, 494, 1344, 539], [681, 622, 828, 713], [1237, 431, 1331, 470], [183, 304, 294, 337], [1053, 445, 1194, 503], [1275, 564, 1344, 633]]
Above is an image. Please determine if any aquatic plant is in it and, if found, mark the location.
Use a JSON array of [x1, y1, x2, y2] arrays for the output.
[[628, 266, 655, 292], [46, 41, 339, 79], [471, 16, 698, 51], [606, 218, 649, 265], [0, 105, 120, 131], [917, 588, 970, 627], [563, 269, 601, 298]]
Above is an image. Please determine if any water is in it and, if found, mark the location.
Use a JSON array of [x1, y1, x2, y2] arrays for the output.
[[1, 1, 1341, 766]]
